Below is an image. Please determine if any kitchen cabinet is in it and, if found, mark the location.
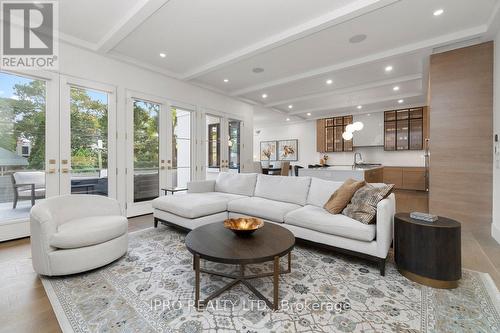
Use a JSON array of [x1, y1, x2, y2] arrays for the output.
[[316, 119, 326, 153], [385, 107, 426, 151], [342, 115, 353, 151], [383, 166, 429, 213], [383, 167, 427, 191], [317, 115, 353, 152]]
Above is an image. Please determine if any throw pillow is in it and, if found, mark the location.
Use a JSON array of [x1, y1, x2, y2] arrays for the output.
[[323, 178, 366, 214], [342, 183, 394, 224]]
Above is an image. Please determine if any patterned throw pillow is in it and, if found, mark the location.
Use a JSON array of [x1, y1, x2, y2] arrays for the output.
[[342, 183, 394, 224], [323, 179, 366, 214]]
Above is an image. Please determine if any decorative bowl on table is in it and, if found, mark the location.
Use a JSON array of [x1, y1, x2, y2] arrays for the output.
[[224, 217, 264, 237]]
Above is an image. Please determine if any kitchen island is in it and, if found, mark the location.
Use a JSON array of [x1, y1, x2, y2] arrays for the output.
[[298, 165, 383, 182]]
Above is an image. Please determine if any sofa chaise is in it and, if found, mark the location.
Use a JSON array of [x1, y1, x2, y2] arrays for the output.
[[152, 173, 395, 275]]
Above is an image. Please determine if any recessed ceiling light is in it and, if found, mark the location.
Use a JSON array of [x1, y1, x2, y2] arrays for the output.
[[288, 105, 293, 109], [223, 78, 229, 83], [398, 99, 404, 104], [159, 53, 166, 58], [286, 118, 290, 121], [307, 113, 312, 116], [326, 79, 333, 85], [253, 67, 264, 73], [262, 94, 268, 99], [357, 105, 363, 109], [433, 9, 444, 16], [393, 86, 400, 91], [349, 34, 367, 44], [385, 66, 393, 72]]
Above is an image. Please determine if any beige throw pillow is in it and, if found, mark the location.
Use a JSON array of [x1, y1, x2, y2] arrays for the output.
[[342, 183, 395, 224], [323, 179, 366, 214]]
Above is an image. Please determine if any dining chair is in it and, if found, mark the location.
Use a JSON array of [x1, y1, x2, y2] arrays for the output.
[[280, 161, 290, 176]]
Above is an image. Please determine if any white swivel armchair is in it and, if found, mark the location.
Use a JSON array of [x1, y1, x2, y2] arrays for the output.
[[30, 195, 128, 276]]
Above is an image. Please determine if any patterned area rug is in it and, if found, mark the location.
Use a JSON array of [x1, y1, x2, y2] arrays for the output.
[[42, 225, 500, 333]]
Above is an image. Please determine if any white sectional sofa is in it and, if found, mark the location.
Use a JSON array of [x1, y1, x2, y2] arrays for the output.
[[152, 173, 395, 275]]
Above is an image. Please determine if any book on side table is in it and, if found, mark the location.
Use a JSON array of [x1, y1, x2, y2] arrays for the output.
[[410, 212, 438, 222]]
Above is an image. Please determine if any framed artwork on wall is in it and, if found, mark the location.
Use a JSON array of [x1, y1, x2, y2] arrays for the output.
[[278, 139, 298, 161], [260, 141, 277, 161]]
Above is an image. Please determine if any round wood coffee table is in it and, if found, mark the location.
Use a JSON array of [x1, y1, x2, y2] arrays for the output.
[[185, 221, 295, 310]]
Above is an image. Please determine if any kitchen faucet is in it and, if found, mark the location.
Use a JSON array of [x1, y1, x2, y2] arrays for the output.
[[354, 152, 363, 166]]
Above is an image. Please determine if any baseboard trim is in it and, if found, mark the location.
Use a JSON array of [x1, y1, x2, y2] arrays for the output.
[[492, 223, 500, 244], [0, 220, 30, 242]]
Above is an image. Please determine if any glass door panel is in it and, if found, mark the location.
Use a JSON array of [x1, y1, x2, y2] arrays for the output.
[[171, 107, 191, 188], [396, 119, 409, 150], [409, 118, 423, 150], [0, 71, 58, 240], [0, 72, 48, 223], [228, 120, 241, 173], [205, 114, 222, 180], [133, 99, 160, 202], [60, 78, 116, 198], [126, 92, 170, 217], [69, 87, 109, 196], [384, 121, 396, 151]]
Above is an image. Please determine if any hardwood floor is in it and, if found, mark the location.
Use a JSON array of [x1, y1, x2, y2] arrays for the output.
[[0, 214, 499, 332]]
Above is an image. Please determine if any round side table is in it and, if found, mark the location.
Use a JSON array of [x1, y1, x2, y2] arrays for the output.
[[394, 213, 461, 289]]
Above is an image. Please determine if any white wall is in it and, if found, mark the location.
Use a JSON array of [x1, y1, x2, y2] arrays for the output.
[[493, 32, 500, 243], [254, 121, 317, 168], [254, 115, 425, 168], [57, 42, 254, 211]]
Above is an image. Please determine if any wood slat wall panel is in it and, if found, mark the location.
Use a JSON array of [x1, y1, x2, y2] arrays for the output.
[[429, 42, 493, 229]]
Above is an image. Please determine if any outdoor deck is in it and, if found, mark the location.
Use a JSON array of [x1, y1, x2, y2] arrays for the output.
[[0, 200, 33, 222]]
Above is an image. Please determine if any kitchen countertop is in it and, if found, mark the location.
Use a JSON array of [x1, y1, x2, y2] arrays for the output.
[[303, 165, 383, 171], [298, 165, 383, 181]]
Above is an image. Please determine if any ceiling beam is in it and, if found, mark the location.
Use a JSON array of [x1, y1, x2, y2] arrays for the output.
[[264, 73, 422, 108], [181, 0, 400, 80], [231, 25, 486, 97], [287, 92, 423, 115], [96, 0, 171, 53]]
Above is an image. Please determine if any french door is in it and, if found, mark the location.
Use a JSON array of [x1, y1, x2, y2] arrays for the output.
[[0, 73, 117, 240], [0, 70, 59, 240], [59, 77, 117, 199], [126, 91, 171, 217]]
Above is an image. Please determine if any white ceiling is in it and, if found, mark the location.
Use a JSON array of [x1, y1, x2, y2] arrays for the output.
[[57, 0, 500, 126], [59, 0, 139, 44]]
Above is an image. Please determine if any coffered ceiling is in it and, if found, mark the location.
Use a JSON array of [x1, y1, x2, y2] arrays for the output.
[[58, 0, 500, 126]]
